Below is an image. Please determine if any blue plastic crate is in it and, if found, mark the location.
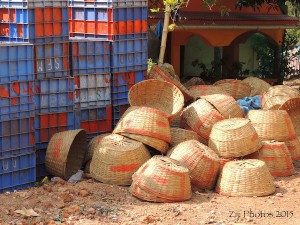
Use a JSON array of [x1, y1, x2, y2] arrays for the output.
[[110, 47, 148, 73], [0, 8, 69, 43], [34, 77, 74, 114], [34, 111, 76, 150], [112, 104, 129, 127], [35, 42, 70, 79], [0, 0, 67, 8], [71, 41, 110, 75], [74, 73, 111, 109], [0, 43, 34, 83], [111, 70, 146, 106], [36, 163, 49, 180], [0, 117, 35, 158], [0, 80, 35, 121], [35, 148, 49, 179], [0, 151, 36, 193], [75, 105, 112, 139], [69, 7, 148, 40], [68, 0, 147, 8], [111, 38, 148, 54]]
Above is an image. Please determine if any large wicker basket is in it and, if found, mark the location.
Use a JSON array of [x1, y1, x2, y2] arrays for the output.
[[247, 110, 296, 141], [216, 159, 275, 197], [202, 94, 244, 119], [285, 136, 300, 160], [130, 156, 192, 202], [90, 134, 151, 185], [209, 118, 262, 158], [261, 85, 300, 110], [181, 99, 224, 141], [183, 77, 206, 89], [170, 109, 184, 128], [169, 140, 220, 190], [241, 76, 271, 96], [113, 106, 171, 143], [170, 128, 202, 147], [189, 85, 228, 99], [45, 129, 87, 180], [214, 79, 251, 99], [246, 141, 294, 177], [128, 79, 184, 121], [149, 65, 194, 102], [279, 97, 300, 136]]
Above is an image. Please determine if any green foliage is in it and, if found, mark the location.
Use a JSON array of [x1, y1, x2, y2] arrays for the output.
[[147, 58, 157, 75]]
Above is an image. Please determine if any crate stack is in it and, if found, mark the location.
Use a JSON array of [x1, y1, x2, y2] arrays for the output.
[[69, 0, 148, 138], [0, 5, 37, 191]]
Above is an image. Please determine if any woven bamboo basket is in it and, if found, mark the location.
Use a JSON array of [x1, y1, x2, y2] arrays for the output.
[[189, 85, 228, 99], [216, 159, 275, 197], [183, 77, 206, 89], [245, 141, 294, 177], [285, 136, 300, 160], [113, 106, 171, 143], [170, 128, 202, 147], [213, 79, 236, 85], [279, 97, 300, 136], [170, 109, 184, 128], [45, 129, 87, 180], [160, 63, 179, 81], [209, 118, 262, 158], [149, 65, 194, 102], [247, 110, 296, 141], [202, 94, 244, 119], [241, 76, 271, 96], [181, 99, 224, 141], [84, 133, 111, 173], [130, 156, 192, 202], [261, 85, 300, 110], [215, 80, 252, 99], [169, 140, 220, 190], [128, 79, 184, 121], [90, 134, 151, 185], [120, 132, 170, 153]]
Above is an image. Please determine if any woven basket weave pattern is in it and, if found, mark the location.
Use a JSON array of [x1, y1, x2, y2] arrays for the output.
[[241, 76, 271, 96], [128, 79, 184, 121], [189, 85, 228, 99], [169, 140, 220, 190], [215, 80, 251, 99], [130, 156, 192, 202], [279, 97, 300, 136], [90, 134, 151, 185], [170, 128, 202, 147], [202, 94, 244, 119], [209, 118, 262, 158], [45, 129, 87, 180], [216, 159, 275, 197], [247, 110, 296, 141], [85, 133, 111, 163], [285, 137, 300, 160], [181, 99, 224, 140]]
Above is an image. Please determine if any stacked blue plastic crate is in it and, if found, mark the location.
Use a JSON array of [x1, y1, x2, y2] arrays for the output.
[[68, 0, 148, 128]]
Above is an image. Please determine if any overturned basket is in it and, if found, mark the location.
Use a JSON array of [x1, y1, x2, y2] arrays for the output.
[[130, 156, 192, 203], [90, 134, 151, 186], [113, 106, 171, 153], [209, 118, 262, 158], [149, 65, 194, 102], [247, 110, 296, 141], [181, 99, 224, 141], [189, 85, 228, 99], [170, 109, 184, 128], [285, 136, 300, 160], [216, 159, 275, 197], [202, 94, 244, 119], [246, 141, 294, 177], [128, 79, 184, 121], [170, 128, 202, 147], [183, 77, 206, 89], [261, 85, 300, 110], [45, 129, 87, 180], [279, 97, 300, 136], [215, 79, 251, 99], [241, 76, 271, 96], [169, 140, 220, 190]]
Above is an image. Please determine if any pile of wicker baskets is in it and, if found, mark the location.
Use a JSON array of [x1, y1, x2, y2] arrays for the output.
[[44, 64, 300, 202]]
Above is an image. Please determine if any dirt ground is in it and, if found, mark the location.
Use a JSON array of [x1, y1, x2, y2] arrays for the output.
[[1, 77, 299, 225], [0, 162, 300, 225]]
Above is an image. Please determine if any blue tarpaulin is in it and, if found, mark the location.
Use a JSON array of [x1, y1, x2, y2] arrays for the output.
[[237, 95, 262, 116], [155, 20, 163, 39]]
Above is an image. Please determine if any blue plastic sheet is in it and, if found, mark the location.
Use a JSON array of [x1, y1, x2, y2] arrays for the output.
[[237, 95, 262, 116]]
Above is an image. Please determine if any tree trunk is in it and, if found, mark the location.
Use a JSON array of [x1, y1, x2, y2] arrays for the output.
[[158, 5, 170, 65]]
